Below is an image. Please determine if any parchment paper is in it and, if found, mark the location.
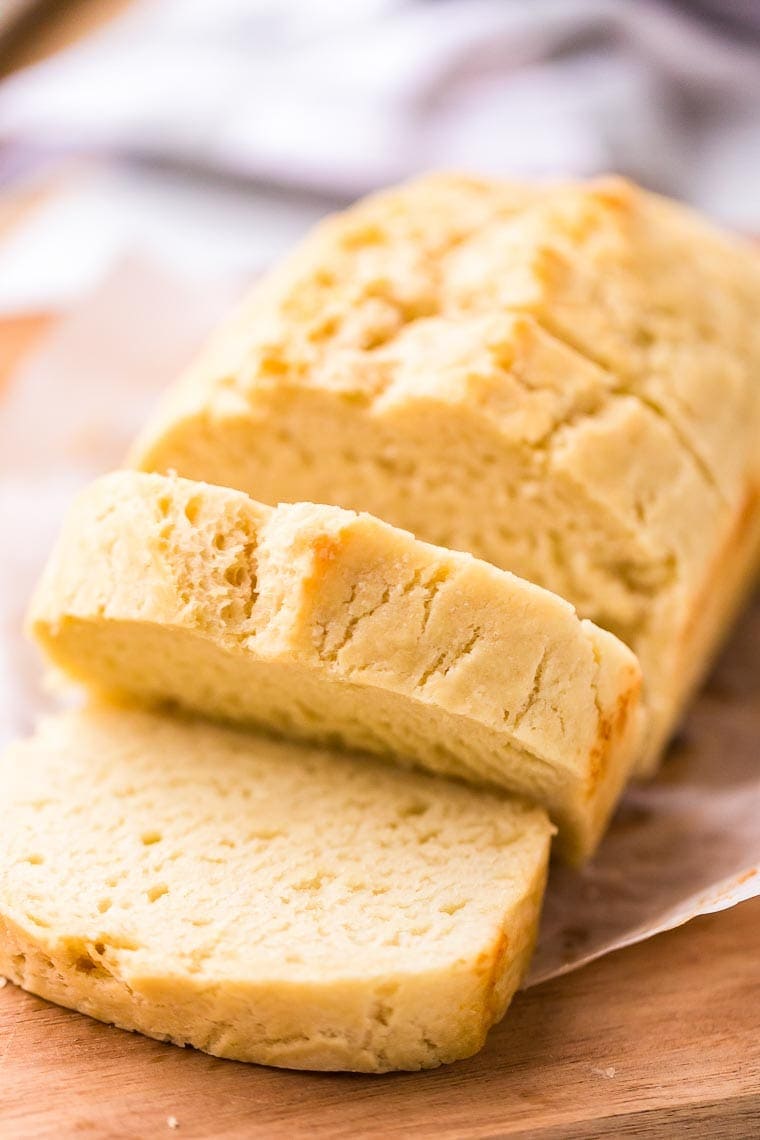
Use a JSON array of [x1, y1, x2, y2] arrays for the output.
[[1, 262, 757, 988]]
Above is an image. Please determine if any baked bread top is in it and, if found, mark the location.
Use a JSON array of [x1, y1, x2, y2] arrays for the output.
[[129, 174, 760, 768]]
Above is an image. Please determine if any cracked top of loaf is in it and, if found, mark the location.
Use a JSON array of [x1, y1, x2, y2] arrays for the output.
[[129, 175, 760, 769]]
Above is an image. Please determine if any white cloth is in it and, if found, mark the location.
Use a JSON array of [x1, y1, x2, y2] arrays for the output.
[[0, 165, 327, 312], [2, 0, 760, 315], [1, 0, 760, 222]]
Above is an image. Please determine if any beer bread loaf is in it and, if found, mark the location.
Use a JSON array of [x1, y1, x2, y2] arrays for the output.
[[130, 174, 760, 770]]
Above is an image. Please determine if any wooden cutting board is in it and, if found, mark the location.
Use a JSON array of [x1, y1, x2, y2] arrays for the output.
[[1, 897, 758, 1138], [0, 5, 759, 1122], [0, 313, 759, 1138]]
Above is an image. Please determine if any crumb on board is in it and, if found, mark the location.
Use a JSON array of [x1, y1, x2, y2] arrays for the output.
[[0, 976, 8, 988], [591, 1065, 617, 1078], [167, 1116, 179, 1130]]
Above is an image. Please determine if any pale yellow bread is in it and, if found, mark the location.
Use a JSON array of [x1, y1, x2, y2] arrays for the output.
[[129, 173, 760, 771], [28, 471, 641, 864], [0, 705, 553, 1072]]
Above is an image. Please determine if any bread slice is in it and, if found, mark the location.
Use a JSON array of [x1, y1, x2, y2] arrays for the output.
[[129, 173, 760, 772], [0, 705, 553, 1072], [28, 471, 641, 864]]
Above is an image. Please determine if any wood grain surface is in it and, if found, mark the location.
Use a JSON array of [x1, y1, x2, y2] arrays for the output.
[[1, 897, 758, 1139], [0, 6, 759, 1136]]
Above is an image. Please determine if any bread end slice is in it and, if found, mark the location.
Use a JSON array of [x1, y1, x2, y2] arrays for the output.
[[0, 706, 553, 1072]]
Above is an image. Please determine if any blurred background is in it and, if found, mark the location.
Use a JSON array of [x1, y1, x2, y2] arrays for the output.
[[1, 0, 760, 330]]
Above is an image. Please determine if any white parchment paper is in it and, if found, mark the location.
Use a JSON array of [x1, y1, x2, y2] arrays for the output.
[[1, 262, 758, 987]]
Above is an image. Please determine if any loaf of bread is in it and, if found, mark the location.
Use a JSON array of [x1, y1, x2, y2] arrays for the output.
[[130, 174, 760, 771], [0, 705, 553, 1072], [29, 471, 640, 863]]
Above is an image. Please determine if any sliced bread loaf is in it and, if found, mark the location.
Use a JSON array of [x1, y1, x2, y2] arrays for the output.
[[129, 173, 760, 772], [0, 706, 553, 1072], [28, 471, 641, 863]]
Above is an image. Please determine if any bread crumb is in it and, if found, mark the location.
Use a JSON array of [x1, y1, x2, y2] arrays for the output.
[[0, 703, 553, 1073], [167, 1116, 179, 1130], [0, 976, 7, 988], [591, 1065, 617, 1078]]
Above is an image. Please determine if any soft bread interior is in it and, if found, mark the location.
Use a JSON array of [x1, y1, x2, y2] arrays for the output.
[[0, 706, 553, 1072]]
